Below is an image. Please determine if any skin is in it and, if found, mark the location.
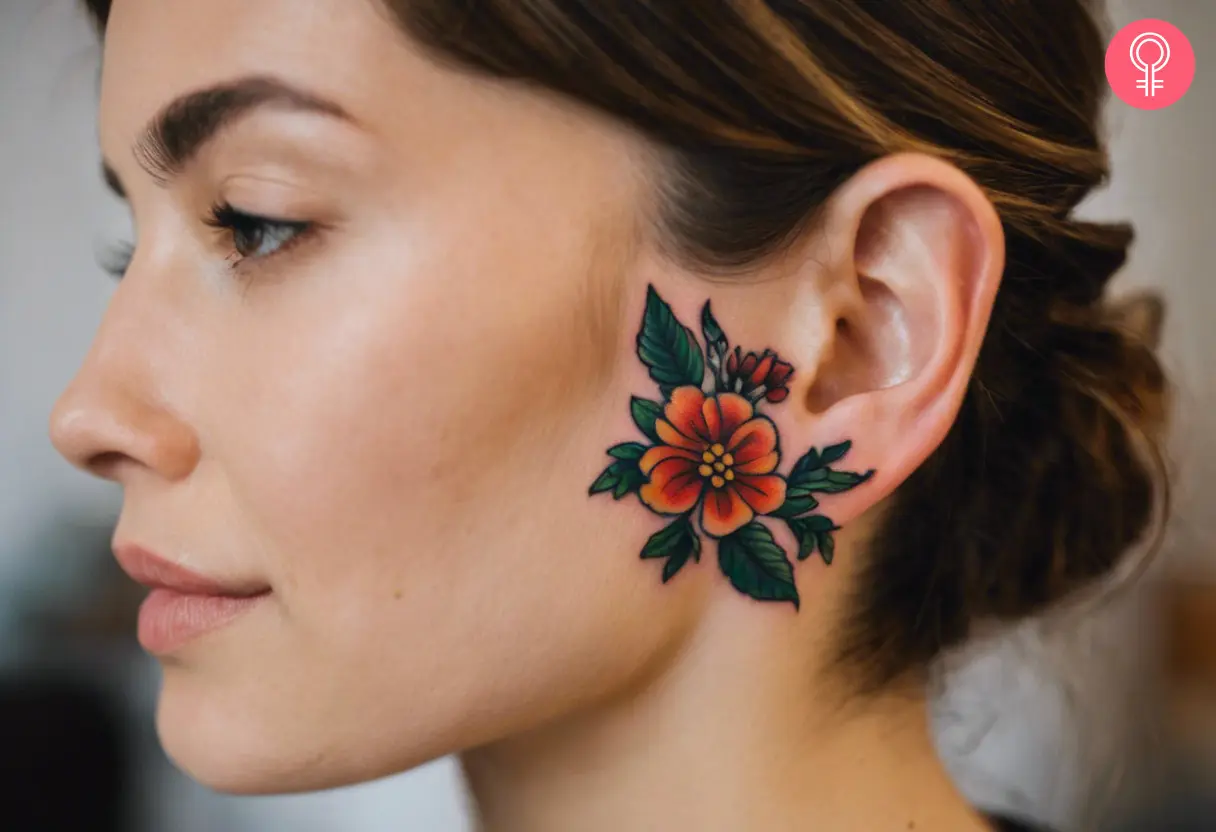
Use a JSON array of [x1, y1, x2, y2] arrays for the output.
[[51, 0, 1008, 829]]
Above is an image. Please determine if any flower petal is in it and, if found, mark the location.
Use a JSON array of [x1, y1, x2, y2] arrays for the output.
[[700, 486, 754, 538], [663, 386, 710, 444], [640, 444, 700, 475], [702, 393, 753, 444], [768, 361, 794, 387], [750, 352, 775, 385], [726, 417, 779, 467], [764, 388, 789, 404], [639, 457, 704, 515], [731, 474, 787, 516], [735, 450, 779, 475], [656, 419, 703, 451], [739, 353, 758, 377]]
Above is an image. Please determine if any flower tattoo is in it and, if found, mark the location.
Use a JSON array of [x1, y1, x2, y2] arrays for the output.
[[638, 387, 785, 539], [724, 348, 793, 403], [589, 285, 874, 609]]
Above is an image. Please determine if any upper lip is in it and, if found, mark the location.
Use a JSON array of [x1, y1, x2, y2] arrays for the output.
[[112, 543, 271, 598]]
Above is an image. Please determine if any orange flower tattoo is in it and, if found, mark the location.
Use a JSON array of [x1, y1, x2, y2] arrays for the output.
[[639, 387, 785, 538], [590, 286, 873, 608]]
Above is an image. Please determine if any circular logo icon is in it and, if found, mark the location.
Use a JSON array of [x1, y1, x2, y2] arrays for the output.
[[1106, 19, 1195, 110]]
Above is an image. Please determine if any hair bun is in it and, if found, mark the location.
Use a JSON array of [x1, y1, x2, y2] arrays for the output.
[[1052, 220, 1135, 306], [1002, 232, 1171, 608], [849, 216, 1170, 685]]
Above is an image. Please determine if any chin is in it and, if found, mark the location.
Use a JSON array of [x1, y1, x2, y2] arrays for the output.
[[156, 700, 321, 794], [152, 670, 448, 795]]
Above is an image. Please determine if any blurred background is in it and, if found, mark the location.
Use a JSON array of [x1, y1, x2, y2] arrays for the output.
[[1, 0, 1212, 830]]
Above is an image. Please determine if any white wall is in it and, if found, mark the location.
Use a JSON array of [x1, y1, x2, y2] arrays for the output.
[[1, 1, 1211, 830], [1097, 0, 1216, 567]]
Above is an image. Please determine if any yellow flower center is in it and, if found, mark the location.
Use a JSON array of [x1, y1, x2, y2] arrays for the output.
[[700, 442, 735, 488]]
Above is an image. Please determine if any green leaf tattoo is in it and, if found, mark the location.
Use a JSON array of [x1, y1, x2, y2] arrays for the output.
[[589, 455, 646, 499], [590, 284, 875, 609], [607, 442, 647, 461], [636, 285, 705, 396], [629, 396, 664, 444], [769, 492, 819, 520], [640, 515, 701, 583], [787, 442, 874, 495], [717, 522, 800, 609], [786, 515, 838, 563], [795, 469, 874, 494], [701, 300, 729, 392], [818, 530, 836, 564], [819, 441, 852, 466]]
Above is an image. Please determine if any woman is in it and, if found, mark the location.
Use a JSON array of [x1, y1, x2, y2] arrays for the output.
[[53, 1, 1168, 830]]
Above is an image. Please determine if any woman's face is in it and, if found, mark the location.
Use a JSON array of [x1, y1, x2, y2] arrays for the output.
[[52, 0, 704, 791]]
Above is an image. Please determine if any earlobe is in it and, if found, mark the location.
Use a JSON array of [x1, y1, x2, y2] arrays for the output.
[[793, 153, 1005, 520]]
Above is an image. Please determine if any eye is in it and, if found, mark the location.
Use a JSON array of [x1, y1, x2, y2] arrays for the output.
[[205, 202, 313, 265], [95, 204, 314, 281], [100, 240, 135, 279]]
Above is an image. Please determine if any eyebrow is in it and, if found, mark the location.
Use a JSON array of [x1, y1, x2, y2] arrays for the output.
[[101, 75, 353, 199]]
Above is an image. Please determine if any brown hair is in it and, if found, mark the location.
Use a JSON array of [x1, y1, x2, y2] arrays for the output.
[[81, 0, 1169, 690]]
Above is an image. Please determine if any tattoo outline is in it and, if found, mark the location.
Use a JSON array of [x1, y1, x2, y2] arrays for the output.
[[590, 285, 873, 609]]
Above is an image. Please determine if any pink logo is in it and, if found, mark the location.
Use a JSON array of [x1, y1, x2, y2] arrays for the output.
[[1106, 19, 1195, 110]]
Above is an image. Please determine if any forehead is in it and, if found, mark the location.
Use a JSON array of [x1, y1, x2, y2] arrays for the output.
[[98, 0, 414, 149]]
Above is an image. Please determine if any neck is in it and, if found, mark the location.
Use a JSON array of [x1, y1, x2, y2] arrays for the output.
[[460, 592, 992, 832]]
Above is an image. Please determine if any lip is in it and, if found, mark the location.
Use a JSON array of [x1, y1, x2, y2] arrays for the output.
[[136, 589, 268, 655], [113, 543, 269, 597], [112, 543, 271, 655]]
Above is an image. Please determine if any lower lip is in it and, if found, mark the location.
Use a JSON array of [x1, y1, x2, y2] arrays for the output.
[[137, 588, 269, 655]]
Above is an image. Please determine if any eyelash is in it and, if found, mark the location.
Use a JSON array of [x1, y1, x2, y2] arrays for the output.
[[101, 202, 315, 279]]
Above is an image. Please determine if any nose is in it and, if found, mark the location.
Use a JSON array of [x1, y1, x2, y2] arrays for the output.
[[49, 312, 200, 484]]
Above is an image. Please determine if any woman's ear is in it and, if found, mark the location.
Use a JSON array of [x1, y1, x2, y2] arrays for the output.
[[776, 152, 1006, 524]]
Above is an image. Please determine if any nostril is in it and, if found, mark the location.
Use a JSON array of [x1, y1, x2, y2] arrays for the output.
[[87, 451, 131, 479], [48, 380, 201, 482]]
